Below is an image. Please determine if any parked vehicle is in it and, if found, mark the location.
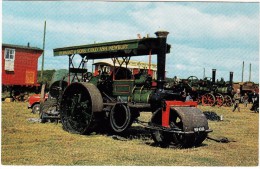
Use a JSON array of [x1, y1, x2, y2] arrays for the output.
[[28, 93, 48, 114], [52, 31, 212, 148]]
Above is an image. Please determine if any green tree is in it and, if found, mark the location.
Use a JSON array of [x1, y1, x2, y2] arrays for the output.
[[37, 69, 56, 85]]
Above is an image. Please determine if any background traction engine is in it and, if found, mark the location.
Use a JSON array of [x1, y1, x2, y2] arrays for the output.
[[53, 31, 212, 148], [200, 69, 234, 107], [178, 69, 234, 107]]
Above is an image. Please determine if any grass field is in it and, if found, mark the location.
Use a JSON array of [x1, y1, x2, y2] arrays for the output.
[[1, 102, 259, 166]]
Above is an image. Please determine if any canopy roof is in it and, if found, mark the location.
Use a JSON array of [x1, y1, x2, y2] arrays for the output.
[[93, 59, 158, 70], [53, 38, 171, 59]]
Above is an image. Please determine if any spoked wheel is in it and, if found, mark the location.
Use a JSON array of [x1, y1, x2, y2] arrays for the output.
[[150, 107, 209, 148], [224, 95, 233, 107], [202, 93, 216, 106], [109, 103, 132, 133], [215, 93, 224, 107], [60, 82, 103, 134]]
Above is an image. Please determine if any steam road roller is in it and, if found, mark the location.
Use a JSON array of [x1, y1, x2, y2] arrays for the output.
[[53, 31, 212, 148]]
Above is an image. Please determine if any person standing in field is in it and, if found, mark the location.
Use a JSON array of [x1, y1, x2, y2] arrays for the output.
[[233, 89, 241, 112], [252, 90, 257, 103], [243, 93, 249, 107]]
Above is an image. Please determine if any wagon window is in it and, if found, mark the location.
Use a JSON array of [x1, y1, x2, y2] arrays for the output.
[[4, 48, 15, 60], [4, 48, 15, 71]]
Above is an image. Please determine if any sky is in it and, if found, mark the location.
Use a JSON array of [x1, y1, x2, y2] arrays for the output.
[[2, 1, 259, 83]]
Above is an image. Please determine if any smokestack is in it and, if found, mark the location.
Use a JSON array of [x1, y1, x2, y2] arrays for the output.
[[230, 72, 233, 86], [212, 69, 216, 83], [242, 61, 244, 82], [249, 63, 251, 82], [155, 30, 169, 91], [27, 42, 30, 47], [203, 68, 205, 79]]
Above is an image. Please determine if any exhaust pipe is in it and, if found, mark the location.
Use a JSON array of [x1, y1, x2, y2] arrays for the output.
[[242, 61, 244, 82], [155, 31, 169, 91], [212, 69, 216, 83], [230, 72, 233, 86]]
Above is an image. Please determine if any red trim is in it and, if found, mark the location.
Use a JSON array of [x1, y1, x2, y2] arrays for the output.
[[162, 102, 171, 127], [162, 101, 198, 128], [2, 83, 40, 87]]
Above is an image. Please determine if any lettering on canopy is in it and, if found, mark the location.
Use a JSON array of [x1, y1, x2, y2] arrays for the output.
[[55, 44, 133, 56]]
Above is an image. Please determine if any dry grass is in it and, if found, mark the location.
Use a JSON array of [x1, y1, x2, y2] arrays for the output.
[[1, 102, 259, 166]]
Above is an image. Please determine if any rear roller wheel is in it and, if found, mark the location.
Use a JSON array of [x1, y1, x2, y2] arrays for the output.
[[60, 82, 103, 134], [150, 107, 209, 148]]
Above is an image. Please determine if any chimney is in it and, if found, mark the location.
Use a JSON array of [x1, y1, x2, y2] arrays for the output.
[[242, 61, 244, 82], [27, 42, 30, 47], [249, 63, 251, 82], [203, 68, 205, 79], [229, 72, 233, 86], [212, 69, 216, 83], [155, 30, 169, 91]]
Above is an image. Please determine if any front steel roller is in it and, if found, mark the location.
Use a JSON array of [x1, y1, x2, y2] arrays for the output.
[[60, 82, 103, 134], [151, 107, 210, 148]]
